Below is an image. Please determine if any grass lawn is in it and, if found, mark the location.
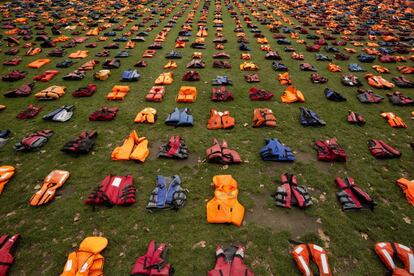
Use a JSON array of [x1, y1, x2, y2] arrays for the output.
[[0, 0, 413, 275]]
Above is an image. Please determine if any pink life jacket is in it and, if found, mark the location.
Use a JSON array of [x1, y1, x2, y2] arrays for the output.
[[131, 240, 173, 276], [86, 175, 136, 207], [208, 245, 254, 276], [0, 234, 20, 276]]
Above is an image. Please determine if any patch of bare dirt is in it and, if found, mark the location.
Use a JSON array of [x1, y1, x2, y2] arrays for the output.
[[295, 151, 332, 174], [244, 193, 319, 237]]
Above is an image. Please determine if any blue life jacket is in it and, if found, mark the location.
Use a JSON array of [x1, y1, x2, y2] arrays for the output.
[[113, 36, 128, 42], [115, 50, 129, 58], [146, 175, 187, 210], [165, 108, 194, 127], [300, 107, 326, 126], [324, 88, 346, 102], [357, 54, 376, 63], [260, 138, 295, 161], [121, 70, 140, 82], [212, 75, 232, 85], [348, 63, 365, 72]]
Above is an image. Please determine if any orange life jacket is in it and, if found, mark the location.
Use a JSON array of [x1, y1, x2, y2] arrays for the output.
[[253, 108, 276, 127], [372, 65, 390, 74], [163, 61, 177, 69], [240, 61, 258, 71], [145, 86, 165, 102], [111, 130, 149, 162], [397, 66, 414, 74], [106, 85, 130, 101], [366, 74, 395, 89], [125, 41, 136, 49], [281, 86, 305, 103], [134, 108, 157, 124], [396, 178, 414, 206], [374, 242, 414, 276], [68, 50, 89, 59], [207, 109, 235, 129], [207, 175, 245, 227], [61, 237, 108, 276], [291, 243, 332, 276], [30, 170, 70, 206], [380, 112, 407, 128], [328, 63, 342, 72], [278, 72, 292, 85], [155, 72, 173, 85], [28, 59, 51, 69], [35, 85, 66, 100], [0, 166, 15, 195], [176, 86, 197, 103]]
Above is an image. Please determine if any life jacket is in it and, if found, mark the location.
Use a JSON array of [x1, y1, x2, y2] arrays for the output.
[[368, 139, 401, 159], [347, 111, 365, 126], [0, 166, 15, 195], [62, 70, 86, 81], [61, 131, 97, 155], [278, 72, 292, 85], [165, 50, 181, 59], [397, 66, 414, 74], [106, 85, 130, 101], [134, 108, 157, 124], [281, 86, 305, 103], [240, 61, 258, 71], [300, 63, 317, 72], [111, 130, 149, 162], [61, 237, 108, 276], [146, 175, 187, 210], [72, 84, 97, 97], [3, 57, 22, 66], [291, 243, 332, 276], [314, 138, 346, 162], [328, 63, 341, 72], [366, 74, 395, 89], [78, 60, 99, 71], [396, 179, 414, 206], [0, 130, 10, 149], [213, 52, 230, 59], [165, 108, 193, 127], [374, 242, 414, 276], [211, 86, 233, 101], [273, 173, 312, 209], [33, 70, 59, 82], [158, 136, 188, 159], [245, 74, 260, 83], [310, 73, 328, 84], [121, 70, 140, 82], [2, 71, 26, 82], [182, 70, 200, 81], [206, 139, 241, 165], [16, 104, 42, 119], [155, 72, 173, 85], [146, 86, 165, 102], [93, 70, 111, 81], [125, 41, 136, 49], [102, 59, 120, 69], [300, 107, 326, 126], [348, 63, 365, 72], [335, 177, 375, 211], [30, 170, 70, 206], [240, 53, 251, 60], [187, 59, 206, 69], [387, 91, 414, 106], [357, 89, 384, 103], [208, 245, 254, 276], [130, 240, 174, 276], [175, 40, 185, 48], [253, 108, 276, 127], [143, 50, 156, 58], [164, 61, 177, 69], [14, 129, 54, 151], [214, 60, 232, 69], [4, 82, 34, 98], [68, 50, 89, 59], [324, 88, 346, 101], [26, 47, 42, 56], [207, 109, 235, 130], [372, 65, 390, 73], [56, 59, 74, 68], [176, 86, 197, 103], [0, 234, 20, 276], [28, 59, 51, 69], [212, 75, 233, 86], [207, 175, 245, 227], [249, 87, 274, 101], [86, 175, 136, 208], [392, 77, 414, 88], [265, 51, 281, 60], [380, 112, 407, 128], [291, 52, 304, 60], [260, 138, 295, 161], [35, 85, 66, 100], [341, 74, 362, 87], [89, 107, 119, 121], [43, 105, 75, 122]]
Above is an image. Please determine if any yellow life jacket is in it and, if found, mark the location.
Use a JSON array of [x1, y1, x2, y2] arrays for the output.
[[134, 108, 157, 124]]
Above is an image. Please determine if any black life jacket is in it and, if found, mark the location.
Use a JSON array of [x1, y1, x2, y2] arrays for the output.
[[158, 136, 188, 159], [324, 88, 346, 102], [335, 177, 376, 211], [206, 139, 241, 165], [146, 175, 187, 210], [61, 131, 97, 155], [131, 240, 173, 276], [367, 140, 401, 159], [273, 173, 312, 209]]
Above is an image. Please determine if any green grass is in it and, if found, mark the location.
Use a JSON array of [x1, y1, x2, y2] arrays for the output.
[[0, 0, 413, 275]]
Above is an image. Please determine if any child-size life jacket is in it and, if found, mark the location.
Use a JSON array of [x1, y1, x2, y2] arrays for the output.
[[380, 112, 407, 128], [273, 173, 312, 209], [374, 242, 414, 276], [314, 138, 346, 162], [86, 175, 136, 207], [134, 108, 157, 124], [30, 170, 70, 206], [395, 178, 414, 206], [14, 130, 54, 151], [61, 237, 108, 276], [158, 136, 188, 159], [300, 107, 326, 126], [146, 175, 187, 210], [146, 86, 165, 102], [165, 108, 193, 127], [252, 108, 276, 127], [111, 130, 149, 162], [207, 109, 235, 130], [206, 139, 241, 165], [130, 240, 174, 276], [0, 234, 20, 276], [208, 245, 254, 276], [368, 139, 401, 159], [281, 86, 304, 103], [0, 166, 15, 195], [16, 104, 41, 119], [207, 175, 245, 227], [335, 177, 376, 211], [61, 131, 97, 155], [89, 107, 119, 121], [291, 243, 332, 276], [347, 111, 366, 126], [260, 138, 295, 161]]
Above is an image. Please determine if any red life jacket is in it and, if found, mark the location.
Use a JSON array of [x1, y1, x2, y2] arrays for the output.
[[0, 234, 20, 276], [206, 139, 241, 164], [375, 242, 414, 276], [89, 107, 119, 121], [131, 240, 173, 276], [314, 138, 346, 162], [208, 245, 254, 276], [86, 175, 136, 207], [347, 111, 365, 126], [335, 177, 376, 211], [273, 173, 313, 209], [368, 140, 401, 159]]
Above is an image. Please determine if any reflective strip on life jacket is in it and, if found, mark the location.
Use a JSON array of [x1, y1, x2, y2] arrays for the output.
[[375, 242, 414, 274], [291, 243, 331, 276]]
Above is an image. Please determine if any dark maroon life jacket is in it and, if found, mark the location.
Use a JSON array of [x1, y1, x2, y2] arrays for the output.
[[347, 111, 365, 126], [206, 139, 241, 165], [367, 139, 401, 159], [208, 246, 254, 276], [4, 83, 34, 97], [131, 240, 173, 276], [335, 177, 376, 211], [0, 234, 20, 276], [16, 104, 42, 119], [86, 175, 136, 208], [72, 84, 97, 97], [273, 173, 312, 209], [314, 138, 346, 162], [89, 107, 119, 121], [211, 87, 234, 101]]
